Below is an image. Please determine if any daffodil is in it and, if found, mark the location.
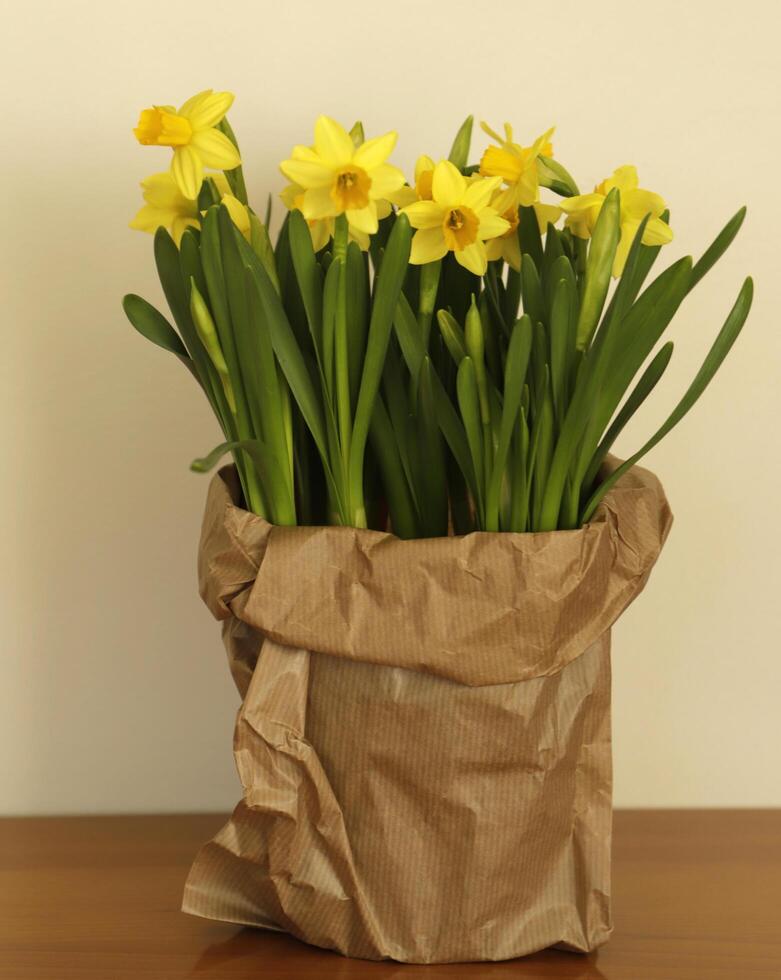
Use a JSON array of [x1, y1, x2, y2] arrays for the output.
[[279, 116, 404, 236], [559, 165, 673, 276], [484, 197, 563, 270], [388, 154, 436, 208], [134, 90, 241, 201], [479, 122, 555, 209], [130, 172, 249, 244], [281, 181, 391, 251], [401, 161, 509, 275]]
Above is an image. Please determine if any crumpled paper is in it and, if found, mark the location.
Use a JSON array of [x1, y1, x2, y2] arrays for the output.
[[182, 458, 672, 963]]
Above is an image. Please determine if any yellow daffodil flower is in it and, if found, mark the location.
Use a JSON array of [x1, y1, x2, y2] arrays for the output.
[[559, 165, 673, 276], [134, 90, 241, 201], [279, 116, 404, 235], [484, 198, 563, 271], [479, 122, 555, 209], [281, 181, 392, 251], [401, 161, 509, 275], [130, 172, 248, 244], [388, 154, 436, 208]]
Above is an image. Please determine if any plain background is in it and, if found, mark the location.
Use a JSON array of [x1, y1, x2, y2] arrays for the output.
[[2, 0, 779, 815]]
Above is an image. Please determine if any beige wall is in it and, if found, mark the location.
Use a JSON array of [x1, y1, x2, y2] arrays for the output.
[[2, 0, 779, 814]]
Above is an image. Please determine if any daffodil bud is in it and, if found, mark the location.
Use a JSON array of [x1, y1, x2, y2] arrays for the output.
[[447, 115, 474, 172], [437, 309, 467, 365], [349, 121, 364, 148], [189, 280, 236, 413], [465, 295, 490, 423]]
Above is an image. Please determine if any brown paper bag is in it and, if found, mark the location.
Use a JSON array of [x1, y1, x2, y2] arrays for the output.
[[182, 458, 672, 963]]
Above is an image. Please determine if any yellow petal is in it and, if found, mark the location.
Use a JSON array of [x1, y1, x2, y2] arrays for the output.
[[314, 115, 354, 166], [623, 188, 667, 221], [209, 173, 231, 197], [182, 91, 234, 130], [558, 192, 604, 214], [290, 144, 320, 162], [504, 233, 521, 272], [171, 145, 203, 200], [349, 227, 371, 251], [189, 129, 241, 170], [386, 185, 418, 208], [368, 162, 405, 198], [432, 160, 466, 207], [529, 127, 556, 160], [534, 202, 562, 233], [455, 241, 488, 276], [414, 154, 435, 182], [309, 218, 332, 252], [612, 224, 637, 278], [479, 120, 504, 144], [345, 201, 378, 235], [170, 216, 199, 245], [353, 131, 397, 171], [604, 165, 638, 194], [129, 204, 168, 234], [280, 157, 333, 189], [302, 184, 337, 220], [479, 145, 522, 183], [376, 199, 392, 220], [642, 216, 674, 246], [139, 172, 184, 209], [178, 89, 213, 116], [409, 227, 448, 265], [463, 175, 502, 211], [485, 237, 503, 263], [403, 200, 445, 230], [221, 193, 251, 239], [477, 208, 510, 240]]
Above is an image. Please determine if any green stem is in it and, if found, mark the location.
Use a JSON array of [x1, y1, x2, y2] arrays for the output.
[[417, 260, 441, 349], [332, 216, 352, 508]]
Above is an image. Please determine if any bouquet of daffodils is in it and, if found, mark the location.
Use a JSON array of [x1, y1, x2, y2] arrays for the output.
[[124, 90, 753, 536]]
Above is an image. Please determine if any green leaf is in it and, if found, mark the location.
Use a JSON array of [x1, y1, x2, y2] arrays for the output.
[[249, 212, 280, 294], [346, 242, 369, 409], [485, 316, 532, 531], [394, 291, 478, 500], [348, 213, 412, 525], [448, 115, 474, 171], [582, 340, 674, 490], [457, 356, 485, 526], [518, 208, 543, 269], [190, 438, 290, 521], [582, 277, 753, 522], [122, 294, 188, 360], [549, 278, 571, 426], [689, 206, 746, 293], [575, 187, 621, 349], [520, 253, 545, 327], [417, 357, 449, 536], [368, 396, 418, 539], [288, 209, 324, 359]]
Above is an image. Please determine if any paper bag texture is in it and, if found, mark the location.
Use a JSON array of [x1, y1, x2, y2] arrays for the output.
[[182, 459, 672, 963]]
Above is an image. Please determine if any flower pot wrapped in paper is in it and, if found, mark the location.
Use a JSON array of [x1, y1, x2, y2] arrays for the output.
[[122, 92, 751, 961], [182, 457, 671, 962]]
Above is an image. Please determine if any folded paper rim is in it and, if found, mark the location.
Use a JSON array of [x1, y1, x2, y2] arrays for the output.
[[197, 457, 672, 687]]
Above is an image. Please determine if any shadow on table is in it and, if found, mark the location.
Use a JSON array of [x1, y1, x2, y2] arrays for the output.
[[189, 927, 608, 979]]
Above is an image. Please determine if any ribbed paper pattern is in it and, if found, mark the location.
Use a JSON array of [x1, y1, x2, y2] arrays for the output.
[[183, 458, 671, 962]]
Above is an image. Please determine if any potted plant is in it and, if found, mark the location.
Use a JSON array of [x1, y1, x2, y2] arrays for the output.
[[123, 90, 752, 962]]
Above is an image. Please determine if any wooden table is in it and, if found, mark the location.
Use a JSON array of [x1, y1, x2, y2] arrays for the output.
[[1, 811, 779, 979]]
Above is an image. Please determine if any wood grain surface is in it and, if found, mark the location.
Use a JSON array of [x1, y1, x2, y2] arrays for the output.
[[1, 810, 779, 979]]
